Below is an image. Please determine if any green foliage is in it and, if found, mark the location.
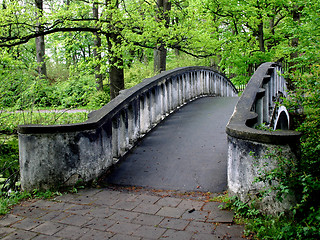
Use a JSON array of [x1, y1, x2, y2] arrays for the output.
[[0, 188, 64, 215], [225, 193, 320, 239], [284, 66, 320, 238], [0, 47, 36, 109], [0, 111, 89, 134], [56, 74, 98, 108], [46, 62, 69, 82], [87, 90, 111, 109], [166, 52, 211, 70], [124, 53, 208, 89], [124, 61, 154, 89], [0, 191, 31, 215], [0, 65, 110, 110], [31, 189, 62, 200], [0, 136, 20, 194], [254, 123, 275, 132]]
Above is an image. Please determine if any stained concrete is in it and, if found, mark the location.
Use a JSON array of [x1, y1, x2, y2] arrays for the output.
[[104, 97, 239, 193]]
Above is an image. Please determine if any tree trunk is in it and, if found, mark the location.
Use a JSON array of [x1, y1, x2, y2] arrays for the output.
[[107, 31, 124, 99], [105, 0, 125, 99], [108, 32, 124, 99], [108, 34, 124, 100], [154, 45, 167, 73], [153, 0, 171, 73], [35, 0, 47, 78], [109, 59, 124, 99], [267, 17, 275, 51], [258, 21, 265, 52], [93, 3, 103, 91]]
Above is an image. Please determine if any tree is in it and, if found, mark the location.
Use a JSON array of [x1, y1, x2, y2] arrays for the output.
[[3, 0, 314, 100], [35, 0, 47, 78], [92, 2, 103, 90], [153, 0, 171, 73], [198, 0, 293, 83]]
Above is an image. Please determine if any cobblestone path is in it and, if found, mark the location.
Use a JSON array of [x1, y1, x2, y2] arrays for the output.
[[0, 187, 245, 239]]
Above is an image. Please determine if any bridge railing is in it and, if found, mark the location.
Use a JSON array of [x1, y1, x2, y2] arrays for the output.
[[18, 66, 238, 191], [226, 62, 301, 214]]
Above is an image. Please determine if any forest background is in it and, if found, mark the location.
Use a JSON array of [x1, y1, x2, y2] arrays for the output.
[[0, 0, 319, 239]]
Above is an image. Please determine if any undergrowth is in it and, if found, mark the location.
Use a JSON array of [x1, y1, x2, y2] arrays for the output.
[[0, 111, 89, 134]]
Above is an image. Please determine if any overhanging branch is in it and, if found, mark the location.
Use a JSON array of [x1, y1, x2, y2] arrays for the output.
[[0, 27, 108, 48]]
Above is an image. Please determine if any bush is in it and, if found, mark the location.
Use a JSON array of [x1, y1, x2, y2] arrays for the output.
[[286, 66, 320, 238], [56, 74, 98, 108], [0, 137, 20, 195], [124, 61, 154, 89]]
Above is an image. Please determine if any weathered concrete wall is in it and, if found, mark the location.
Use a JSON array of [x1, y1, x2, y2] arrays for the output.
[[19, 66, 238, 191], [19, 125, 113, 190], [226, 62, 301, 215], [227, 136, 298, 215]]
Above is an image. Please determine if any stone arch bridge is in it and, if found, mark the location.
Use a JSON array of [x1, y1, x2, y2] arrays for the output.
[[18, 63, 300, 213]]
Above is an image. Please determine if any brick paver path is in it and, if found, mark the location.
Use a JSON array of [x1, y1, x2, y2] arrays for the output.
[[0, 187, 245, 239]]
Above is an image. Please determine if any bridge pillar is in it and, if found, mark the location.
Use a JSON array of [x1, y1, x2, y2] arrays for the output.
[[112, 117, 119, 163], [255, 89, 265, 126], [215, 75, 220, 96], [119, 110, 129, 154], [150, 89, 156, 126], [262, 78, 270, 123], [140, 94, 150, 134], [185, 73, 190, 101], [178, 76, 183, 106], [127, 104, 134, 147], [157, 84, 164, 121], [172, 77, 178, 110]]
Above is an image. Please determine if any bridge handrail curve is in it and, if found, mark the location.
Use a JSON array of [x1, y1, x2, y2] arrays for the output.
[[18, 66, 238, 191], [226, 62, 301, 145], [18, 66, 237, 134]]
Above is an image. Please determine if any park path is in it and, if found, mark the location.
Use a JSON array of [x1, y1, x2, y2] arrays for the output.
[[0, 187, 245, 239]]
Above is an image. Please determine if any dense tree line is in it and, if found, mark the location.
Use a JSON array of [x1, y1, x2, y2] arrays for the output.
[[1, 0, 317, 97], [1, 0, 196, 98]]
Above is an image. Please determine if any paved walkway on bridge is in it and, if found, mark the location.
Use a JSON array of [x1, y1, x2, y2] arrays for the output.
[[0, 187, 245, 239], [105, 97, 239, 193]]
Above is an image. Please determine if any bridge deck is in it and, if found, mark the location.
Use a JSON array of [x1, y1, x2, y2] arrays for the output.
[[104, 97, 239, 193]]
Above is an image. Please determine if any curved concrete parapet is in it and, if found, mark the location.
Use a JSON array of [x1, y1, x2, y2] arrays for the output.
[[226, 62, 301, 215], [18, 66, 238, 191]]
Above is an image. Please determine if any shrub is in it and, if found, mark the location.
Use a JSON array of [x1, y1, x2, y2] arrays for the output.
[[0, 137, 20, 195]]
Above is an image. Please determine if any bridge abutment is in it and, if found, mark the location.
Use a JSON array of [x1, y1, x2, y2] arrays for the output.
[[227, 136, 298, 215], [226, 62, 301, 215]]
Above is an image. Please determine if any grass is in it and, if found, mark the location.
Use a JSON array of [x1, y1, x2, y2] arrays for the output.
[[0, 189, 66, 215], [0, 191, 31, 215], [0, 110, 89, 134]]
